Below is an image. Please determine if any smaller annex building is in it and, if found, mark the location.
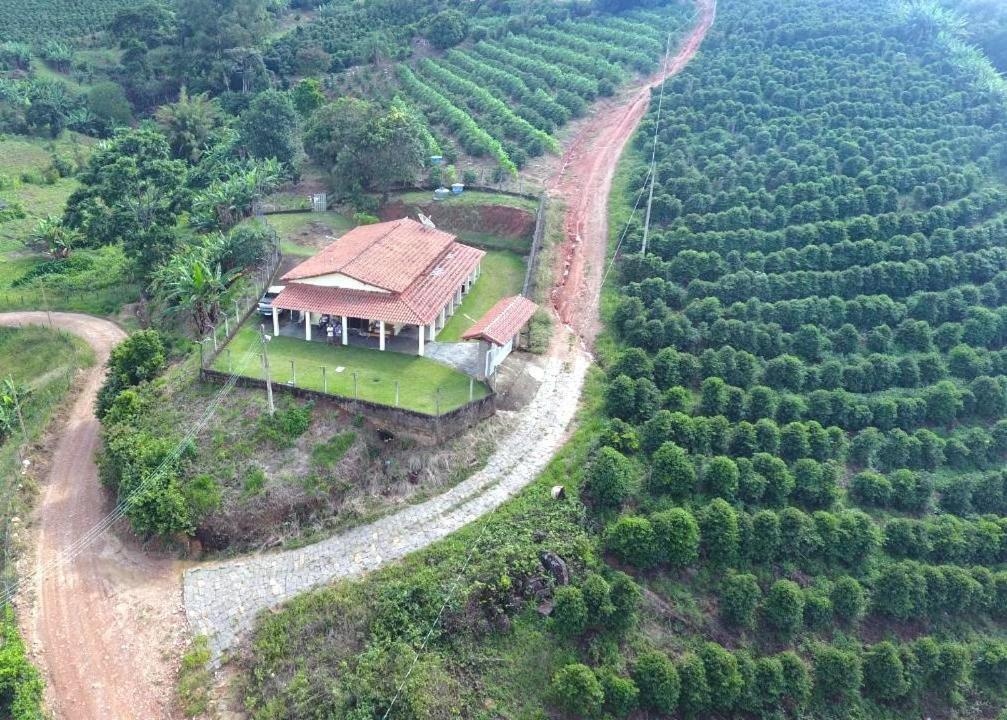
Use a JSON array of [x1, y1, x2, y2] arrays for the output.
[[271, 218, 484, 356], [462, 295, 538, 380]]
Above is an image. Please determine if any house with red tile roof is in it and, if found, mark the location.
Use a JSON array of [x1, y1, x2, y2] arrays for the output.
[[462, 295, 539, 379], [270, 218, 485, 356]]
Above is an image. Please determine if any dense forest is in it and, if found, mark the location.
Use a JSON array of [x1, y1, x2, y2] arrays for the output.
[[242, 0, 1007, 718]]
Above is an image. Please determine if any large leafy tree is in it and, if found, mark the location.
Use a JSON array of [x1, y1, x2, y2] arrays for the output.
[[304, 97, 428, 195], [63, 126, 188, 279], [238, 89, 301, 165]]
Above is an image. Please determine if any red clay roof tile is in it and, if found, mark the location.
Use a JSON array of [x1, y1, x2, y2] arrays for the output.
[[272, 240, 485, 326], [281, 218, 457, 292], [461, 295, 538, 346]]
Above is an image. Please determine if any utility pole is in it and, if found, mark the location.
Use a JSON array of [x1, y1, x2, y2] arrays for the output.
[[642, 32, 672, 257], [259, 325, 275, 415]]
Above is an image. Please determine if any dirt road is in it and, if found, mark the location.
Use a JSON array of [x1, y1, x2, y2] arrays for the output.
[[0, 312, 185, 720], [550, 0, 716, 343]]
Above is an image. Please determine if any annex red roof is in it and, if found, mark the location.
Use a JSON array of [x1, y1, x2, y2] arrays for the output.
[[273, 243, 485, 325], [462, 295, 538, 346], [281, 218, 457, 293]]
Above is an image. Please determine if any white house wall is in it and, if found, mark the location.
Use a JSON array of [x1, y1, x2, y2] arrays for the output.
[[298, 272, 390, 293]]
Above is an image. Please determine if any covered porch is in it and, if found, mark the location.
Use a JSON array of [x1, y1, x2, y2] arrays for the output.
[[270, 261, 479, 358], [268, 308, 426, 354]]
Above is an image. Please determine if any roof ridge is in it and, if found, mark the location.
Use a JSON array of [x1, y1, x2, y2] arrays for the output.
[[330, 219, 408, 289]]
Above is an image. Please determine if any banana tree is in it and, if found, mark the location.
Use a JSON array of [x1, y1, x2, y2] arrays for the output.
[[153, 249, 241, 335], [28, 215, 79, 259], [190, 159, 281, 233]]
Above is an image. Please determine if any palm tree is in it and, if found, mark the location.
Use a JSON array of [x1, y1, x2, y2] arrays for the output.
[[155, 88, 223, 163], [895, 0, 967, 43]]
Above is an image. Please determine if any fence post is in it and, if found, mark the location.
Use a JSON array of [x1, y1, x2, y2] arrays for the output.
[[322, 366, 327, 393], [353, 371, 358, 400], [234, 300, 241, 326], [290, 359, 296, 386], [211, 326, 218, 352], [224, 316, 230, 337], [227, 349, 232, 373], [198, 339, 204, 369], [469, 377, 474, 402]]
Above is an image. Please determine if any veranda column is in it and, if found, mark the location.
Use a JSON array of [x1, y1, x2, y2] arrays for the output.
[[428, 321, 436, 341], [379, 320, 386, 351], [305, 311, 312, 341], [272, 306, 279, 337], [341, 315, 348, 345], [438, 307, 446, 329], [418, 323, 425, 356]]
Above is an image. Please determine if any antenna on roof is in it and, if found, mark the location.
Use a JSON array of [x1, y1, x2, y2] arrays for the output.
[[417, 212, 437, 231]]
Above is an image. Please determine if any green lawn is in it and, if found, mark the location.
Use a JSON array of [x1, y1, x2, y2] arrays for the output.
[[438, 250, 526, 342], [215, 326, 488, 415], [0, 247, 137, 315], [259, 212, 356, 257]]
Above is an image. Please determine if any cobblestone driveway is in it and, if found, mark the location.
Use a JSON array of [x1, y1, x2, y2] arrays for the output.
[[183, 345, 589, 658]]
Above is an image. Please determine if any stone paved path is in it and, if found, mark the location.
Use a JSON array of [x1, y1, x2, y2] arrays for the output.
[[183, 344, 588, 658]]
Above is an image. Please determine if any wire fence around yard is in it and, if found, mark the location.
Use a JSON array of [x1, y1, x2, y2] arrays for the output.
[[0, 283, 143, 315], [196, 240, 495, 429]]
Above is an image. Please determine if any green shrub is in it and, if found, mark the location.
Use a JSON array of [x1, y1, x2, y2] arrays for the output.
[[762, 580, 804, 638], [632, 650, 679, 714], [812, 645, 862, 704], [720, 574, 761, 629], [258, 403, 313, 447], [699, 643, 743, 712], [831, 576, 867, 624], [584, 447, 633, 510], [550, 586, 587, 638], [604, 516, 657, 569], [651, 507, 699, 568], [676, 653, 711, 718], [0, 607, 44, 720], [599, 670, 638, 718], [96, 330, 166, 418], [550, 663, 604, 718], [862, 641, 909, 702]]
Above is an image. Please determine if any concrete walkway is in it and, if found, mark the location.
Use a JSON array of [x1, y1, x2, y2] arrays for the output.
[[425, 340, 481, 376], [183, 341, 589, 659]]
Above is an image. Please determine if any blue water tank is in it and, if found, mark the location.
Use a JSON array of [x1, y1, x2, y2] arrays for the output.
[[429, 155, 444, 166], [451, 183, 465, 194]]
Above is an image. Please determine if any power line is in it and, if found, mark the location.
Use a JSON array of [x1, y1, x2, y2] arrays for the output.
[[600, 165, 653, 290], [0, 335, 261, 608], [641, 32, 674, 256]]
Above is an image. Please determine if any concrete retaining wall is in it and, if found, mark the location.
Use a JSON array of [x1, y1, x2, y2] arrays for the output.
[[199, 368, 497, 444]]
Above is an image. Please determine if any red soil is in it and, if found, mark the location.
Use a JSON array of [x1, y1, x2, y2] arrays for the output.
[[548, 0, 717, 345]]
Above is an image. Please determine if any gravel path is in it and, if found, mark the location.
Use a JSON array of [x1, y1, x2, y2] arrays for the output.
[[184, 347, 588, 657]]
